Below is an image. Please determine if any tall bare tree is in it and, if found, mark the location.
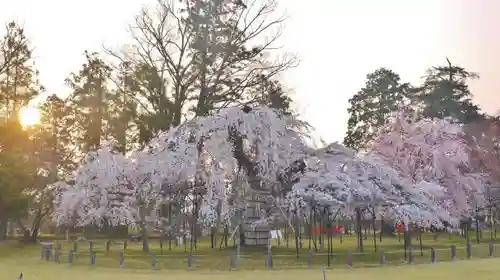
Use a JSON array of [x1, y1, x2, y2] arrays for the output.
[[105, 0, 297, 144]]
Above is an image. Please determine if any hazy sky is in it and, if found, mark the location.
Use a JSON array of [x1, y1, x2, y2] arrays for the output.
[[1, 0, 499, 143]]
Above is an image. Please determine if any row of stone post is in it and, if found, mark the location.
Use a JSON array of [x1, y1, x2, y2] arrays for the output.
[[40, 242, 496, 269]]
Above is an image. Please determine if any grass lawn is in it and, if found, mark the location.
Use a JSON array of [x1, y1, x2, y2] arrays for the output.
[[1, 232, 499, 278], [2, 253, 500, 280]]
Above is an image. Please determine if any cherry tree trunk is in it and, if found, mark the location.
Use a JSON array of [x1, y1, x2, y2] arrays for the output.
[[0, 217, 7, 241], [355, 208, 364, 253], [140, 222, 150, 253]]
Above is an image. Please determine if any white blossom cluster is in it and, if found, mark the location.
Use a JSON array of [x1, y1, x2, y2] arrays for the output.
[[53, 106, 308, 229], [53, 105, 486, 233], [366, 113, 488, 219], [285, 143, 457, 228]]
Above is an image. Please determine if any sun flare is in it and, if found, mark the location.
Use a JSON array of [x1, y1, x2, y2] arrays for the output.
[[20, 106, 41, 127]]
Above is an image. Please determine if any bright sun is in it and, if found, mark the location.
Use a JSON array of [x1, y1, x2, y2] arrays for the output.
[[20, 106, 41, 127]]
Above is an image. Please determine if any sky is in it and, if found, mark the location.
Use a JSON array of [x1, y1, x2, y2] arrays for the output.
[[0, 0, 499, 144]]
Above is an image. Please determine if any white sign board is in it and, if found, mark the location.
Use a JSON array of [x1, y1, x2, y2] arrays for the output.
[[176, 236, 184, 245], [270, 230, 282, 239]]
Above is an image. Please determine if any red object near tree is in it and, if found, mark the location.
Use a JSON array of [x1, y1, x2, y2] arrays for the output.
[[396, 224, 404, 233], [332, 225, 343, 234], [312, 227, 322, 236], [312, 226, 344, 235]]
